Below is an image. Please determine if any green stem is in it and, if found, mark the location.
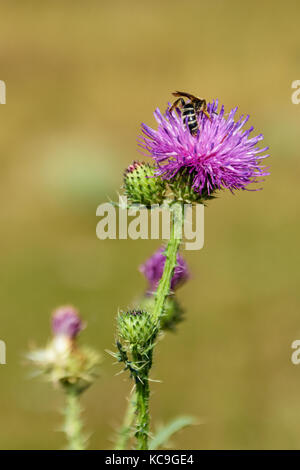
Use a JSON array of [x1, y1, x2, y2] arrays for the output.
[[115, 394, 136, 450], [134, 366, 150, 450], [133, 204, 184, 450], [152, 203, 184, 325], [64, 387, 86, 450]]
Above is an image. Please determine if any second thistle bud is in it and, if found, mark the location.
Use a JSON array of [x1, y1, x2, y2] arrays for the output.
[[123, 161, 166, 208], [139, 295, 184, 332], [117, 309, 158, 349]]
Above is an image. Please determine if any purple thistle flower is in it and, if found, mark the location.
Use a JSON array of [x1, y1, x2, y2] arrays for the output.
[[139, 100, 269, 195], [140, 247, 189, 294], [51, 306, 83, 339]]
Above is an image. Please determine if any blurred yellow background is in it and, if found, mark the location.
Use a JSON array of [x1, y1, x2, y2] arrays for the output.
[[0, 0, 300, 449]]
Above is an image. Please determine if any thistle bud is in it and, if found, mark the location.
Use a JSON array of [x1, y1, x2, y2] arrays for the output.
[[117, 309, 158, 349], [139, 246, 189, 294], [139, 295, 184, 331], [123, 161, 166, 207], [169, 168, 216, 204]]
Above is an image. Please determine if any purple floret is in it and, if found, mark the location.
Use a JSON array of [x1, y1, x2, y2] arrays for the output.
[[51, 306, 83, 339], [140, 246, 189, 294]]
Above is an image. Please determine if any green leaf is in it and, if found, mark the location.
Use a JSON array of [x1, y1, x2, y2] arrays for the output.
[[149, 415, 197, 450]]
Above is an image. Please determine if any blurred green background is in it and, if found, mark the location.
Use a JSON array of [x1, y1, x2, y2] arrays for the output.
[[0, 0, 300, 449]]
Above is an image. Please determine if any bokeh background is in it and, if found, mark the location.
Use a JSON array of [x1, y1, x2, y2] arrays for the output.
[[0, 0, 300, 449]]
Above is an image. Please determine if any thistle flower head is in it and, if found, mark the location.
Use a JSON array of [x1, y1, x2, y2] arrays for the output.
[[51, 305, 83, 339], [139, 246, 189, 294], [123, 160, 166, 207], [139, 101, 269, 197]]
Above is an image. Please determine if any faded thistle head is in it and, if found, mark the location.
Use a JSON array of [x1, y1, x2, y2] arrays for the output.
[[27, 306, 101, 393], [123, 161, 166, 207]]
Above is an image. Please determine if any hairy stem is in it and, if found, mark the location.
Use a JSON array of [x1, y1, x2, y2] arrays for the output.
[[115, 394, 136, 450], [63, 387, 86, 450], [134, 362, 151, 450], [152, 203, 184, 325], [133, 204, 184, 450]]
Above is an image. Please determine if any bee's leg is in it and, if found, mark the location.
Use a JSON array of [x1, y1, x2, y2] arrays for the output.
[[170, 98, 185, 113], [202, 109, 212, 120], [201, 100, 212, 121]]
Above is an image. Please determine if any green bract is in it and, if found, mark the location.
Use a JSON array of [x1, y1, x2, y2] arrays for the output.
[[139, 295, 184, 331], [27, 338, 101, 393], [117, 309, 158, 349], [168, 168, 216, 204]]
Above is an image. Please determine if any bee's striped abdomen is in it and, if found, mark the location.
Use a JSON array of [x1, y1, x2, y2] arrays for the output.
[[182, 103, 198, 135]]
